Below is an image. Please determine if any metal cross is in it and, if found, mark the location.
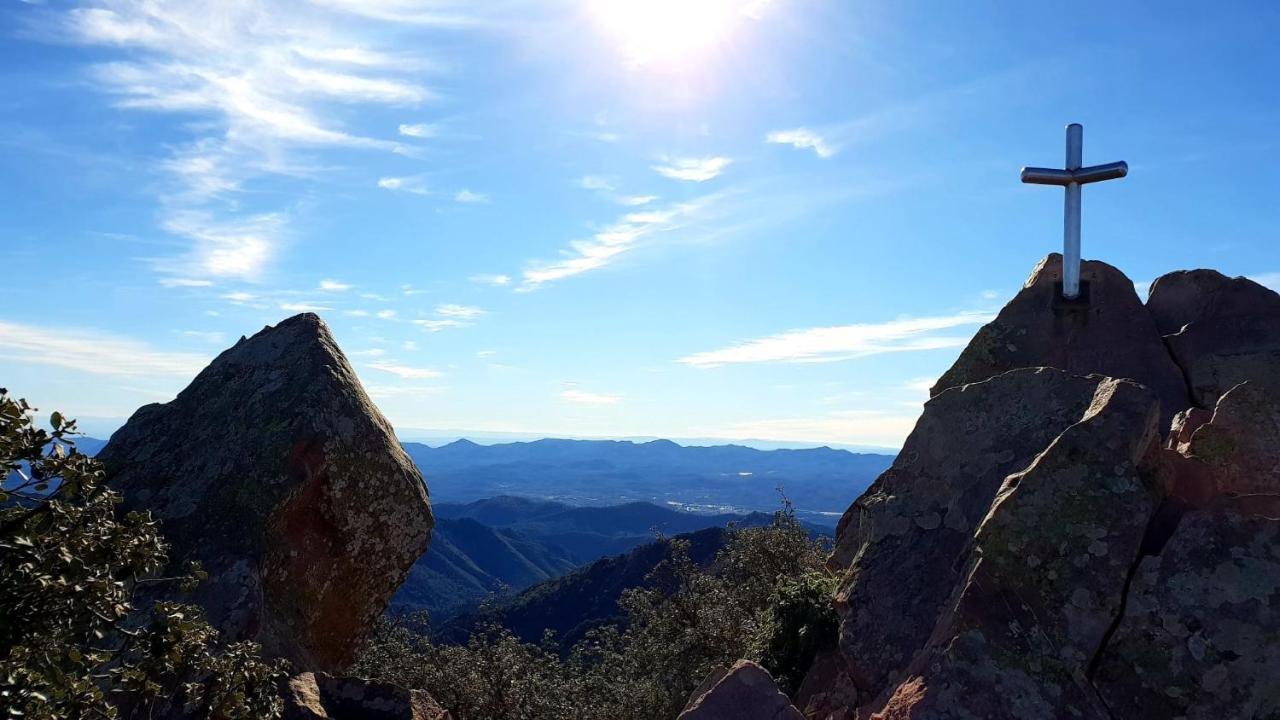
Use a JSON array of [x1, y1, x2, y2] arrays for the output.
[[1021, 123, 1127, 299]]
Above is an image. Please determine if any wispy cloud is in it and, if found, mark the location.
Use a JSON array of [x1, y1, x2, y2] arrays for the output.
[[560, 388, 621, 406], [651, 156, 732, 182], [279, 302, 332, 313], [366, 360, 442, 379], [578, 175, 615, 191], [618, 195, 657, 206], [59, 0, 458, 282], [0, 320, 208, 378], [376, 309, 397, 319], [413, 319, 464, 332], [319, 279, 351, 292], [678, 311, 993, 368], [158, 277, 214, 288], [700, 410, 917, 448], [765, 128, 835, 158], [470, 273, 511, 286], [378, 176, 429, 194], [398, 122, 437, 138], [520, 196, 717, 290], [455, 189, 489, 203], [435, 304, 484, 319]]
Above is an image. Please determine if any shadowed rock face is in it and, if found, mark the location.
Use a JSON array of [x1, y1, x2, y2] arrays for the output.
[[828, 367, 1106, 701], [99, 313, 433, 672], [678, 660, 805, 720], [812, 257, 1280, 720], [1147, 269, 1280, 407], [875, 378, 1163, 720], [932, 254, 1189, 429]]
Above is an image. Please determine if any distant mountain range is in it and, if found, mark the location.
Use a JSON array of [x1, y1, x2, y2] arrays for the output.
[[441, 526, 734, 649], [404, 438, 893, 518], [391, 495, 826, 620]]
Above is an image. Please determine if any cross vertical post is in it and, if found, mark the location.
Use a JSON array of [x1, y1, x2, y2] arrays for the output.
[[1063, 123, 1083, 298], [1021, 123, 1128, 301]]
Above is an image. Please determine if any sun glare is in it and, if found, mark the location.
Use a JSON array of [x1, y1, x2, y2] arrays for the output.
[[588, 0, 748, 67]]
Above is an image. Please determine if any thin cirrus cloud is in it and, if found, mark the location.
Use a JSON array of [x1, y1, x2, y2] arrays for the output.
[[765, 128, 836, 158], [677, 311, 994, 368], [469, 273, 511, 286], [435, 304, 485, 319], [58, 0, 461, 284], [378, 176, 430, 194], [701, 410, 919, 448], [560, 388, 621, 406], [454, 189, 489, 203], [519, 196, 716, 291], [0, 320, 209, 378], [366, 360, 442, 379], [651, 156, 732, 182], [398, 122, 437, 138], [318, 279, 351, 292]]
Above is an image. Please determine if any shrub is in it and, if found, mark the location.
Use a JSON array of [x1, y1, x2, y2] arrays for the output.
[[0, 390, 287, 719]]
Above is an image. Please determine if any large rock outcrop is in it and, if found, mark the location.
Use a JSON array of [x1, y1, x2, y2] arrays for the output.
[[678, 661, 805, 720], [932, 254, 1189, 428], [1147, 269, 1280, 406], [810, 258, 1280, 719], [828, 367, 1109, 701], [99, 313, 434, 671]]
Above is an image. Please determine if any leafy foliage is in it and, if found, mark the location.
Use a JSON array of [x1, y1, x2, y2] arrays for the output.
[[0, 390, 287, 719], [355, 501, 836, 720]]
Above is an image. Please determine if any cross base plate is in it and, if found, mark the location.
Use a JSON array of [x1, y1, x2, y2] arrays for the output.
[[1052, 280, 1091, 311]]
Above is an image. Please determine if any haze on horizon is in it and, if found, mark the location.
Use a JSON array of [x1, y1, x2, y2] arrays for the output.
[[2, 1, 1277, 449]]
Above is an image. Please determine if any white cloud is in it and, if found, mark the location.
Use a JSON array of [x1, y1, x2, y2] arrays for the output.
[[159, 277, 214, 288], [402, 340, 418, 351], [319, 279, 351, 292], [398, 122, 437, 138], [376, 309, 397, 319], [701, 410, 917, 448], [0, 320, 208, 378], [578, 175, 615, 191], [560, 389, 621, 406], [401, 284, 426, 296], [159, 211, 283, 280], [343, 309, 370, 317], [351, 348, 386, 357], [222, 291, 256, 303], [678, 311, 994, 368], [980, 289, 1000, 301], [413, 319, 464, 332], [378, 176, 429, 194], [280, 302, 332, 313], [60, 0, 457, 281], [469, 273, 511, 286], [366, 360, 442, 379], [476, 349, 497, 358], [520, 197, 715, 290], [435, 304, 484, 319], [618, 195, 657, 206], [651, 156, 732, 182], [765, 128, 835, 158], [455, 189, 489, 203]]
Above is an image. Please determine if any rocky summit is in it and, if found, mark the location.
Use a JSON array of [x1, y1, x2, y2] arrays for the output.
[[98, 313, 434, 672], [794, 256, 1280, 720]]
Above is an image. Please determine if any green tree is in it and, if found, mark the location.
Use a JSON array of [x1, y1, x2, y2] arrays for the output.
[[0, 390, 287, 719], [355, 500, 837, 720]]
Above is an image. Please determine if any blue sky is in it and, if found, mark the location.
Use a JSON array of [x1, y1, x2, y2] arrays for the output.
[[1, 1, 1277, 448]]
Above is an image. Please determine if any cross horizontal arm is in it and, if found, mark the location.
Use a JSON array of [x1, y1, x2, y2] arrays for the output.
[[1021, 161, 1128, 186], [1020, 167, 1074, 185], [1073, 161, 1128, 184]]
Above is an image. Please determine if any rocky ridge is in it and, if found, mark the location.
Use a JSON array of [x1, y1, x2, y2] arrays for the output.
[[801, 256, 1280, 719]]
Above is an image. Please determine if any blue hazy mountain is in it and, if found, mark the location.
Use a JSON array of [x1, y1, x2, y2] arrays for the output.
[[392, 496, 826, 620], [404, 438, 893, 519]]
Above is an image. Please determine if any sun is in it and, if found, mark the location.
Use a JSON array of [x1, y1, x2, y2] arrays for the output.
[[587, 0, 748, 68]]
